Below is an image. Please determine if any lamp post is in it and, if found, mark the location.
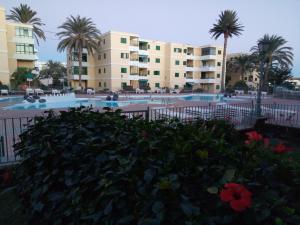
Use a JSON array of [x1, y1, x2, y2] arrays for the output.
[[255, 42, 265, 117]]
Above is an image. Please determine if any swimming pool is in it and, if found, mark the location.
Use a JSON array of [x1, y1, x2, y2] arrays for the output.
[[4, 99, 173, 110], [2, 94, 225, 110]]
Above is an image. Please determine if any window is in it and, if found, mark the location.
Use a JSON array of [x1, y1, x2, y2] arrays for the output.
[[175, 73, 179, 77], [98, 55, 101, 60], [217, 62, 221, 66], [104, 53, 106, 59], [148, 44, 150, 49], [121, 53, 129, 59], [103, 39, 106, 44], [99, 82, 102, 87], [104, 82, 106, 87], [147, 70, 150, 75], [174, 48, 182, 53], [72, 66, 88, 75], [216, 85, 220, 90], [98, 69, 101, 74], [104, 68, 106, 73], [218, 50, 222, 55], [184, 49, 187, 53], [202, 47, 216, 56], [82, 53, 87, 62], [122, 82, 127, 88], [244, 77, 248, 80], [183, 61, 186, 65], [121, 67, 127, 73], [148, 58, 150, 62], [156, 45, 160, 50], [15, 27, 33, 37], [255, 78, 257, 81], [175, 60, 180, 65], [155, 58, 160, 63], [155, 83, 160, 88], [217, 73, 220, 78], [16, 43, 34, 54], [174, 85, 179, 89], [184, 73, 186, 77], [154, 70, 160, 75], [71, 53, 87, 62], [121, 37, 127, 44]]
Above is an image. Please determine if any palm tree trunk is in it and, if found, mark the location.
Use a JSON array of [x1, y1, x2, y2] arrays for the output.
[[221, 34, 228, 92], [66, 46, 72, 88], [263, 60, 271, 92], [78, 48, 83, 90]]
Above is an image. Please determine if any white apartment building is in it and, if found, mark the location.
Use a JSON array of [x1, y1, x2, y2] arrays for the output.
[[70, 31, 224, 93]]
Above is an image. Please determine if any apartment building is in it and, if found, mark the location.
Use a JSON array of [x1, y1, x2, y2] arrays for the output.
[[0, 6, 38, 86], [226, 53, 259, 89], [70, 31, 224, 93]]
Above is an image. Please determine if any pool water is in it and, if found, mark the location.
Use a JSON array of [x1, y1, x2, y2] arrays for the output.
[[181, 95, 223, 102], [4, 99, 172, 110], [0, 96, 24, 103], [2, 94, 225, 110]]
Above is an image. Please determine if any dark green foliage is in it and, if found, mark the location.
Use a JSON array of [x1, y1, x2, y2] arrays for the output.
[[14, 109, 300, 225], [233, 80, 249, 92]]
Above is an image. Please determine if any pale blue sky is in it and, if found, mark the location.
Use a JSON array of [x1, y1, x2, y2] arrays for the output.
[[1, 0, 300, 76]]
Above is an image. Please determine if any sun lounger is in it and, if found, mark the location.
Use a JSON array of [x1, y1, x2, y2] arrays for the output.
[[234, 90, 244, 95], [0, 89, 8, 95], [135, 88, 145, 94], [26, 88, 34, 95], [52, 89, 60, 95], [87, 88, 95, 95], [34, 88, 44, 95]]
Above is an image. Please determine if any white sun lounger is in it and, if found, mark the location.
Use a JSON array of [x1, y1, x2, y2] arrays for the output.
[[0, 89, 8, 95]]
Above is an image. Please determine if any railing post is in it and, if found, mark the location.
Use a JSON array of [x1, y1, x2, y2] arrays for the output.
[[146, 106, 150, 122]]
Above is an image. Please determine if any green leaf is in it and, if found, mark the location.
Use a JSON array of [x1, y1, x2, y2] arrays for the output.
[[223, 169, 235, 182], [206, 186, 218, 194]]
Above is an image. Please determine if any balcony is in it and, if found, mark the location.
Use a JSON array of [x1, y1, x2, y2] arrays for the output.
[[14, 53, 38, 61], [200, 55, 217, 60], [128, 75, 139, 81], [13, 36, 34, 44], [72, 75, 88, 80], [71, 61, 89, 67], [129, 46, 139, 52], [129, 60, 139, 67], [185, 67, 201, 72], [198, 78, 217, 84], [200, 66, 216, 72], [138, 49, 149, 56], [185, 77, 197, 83]]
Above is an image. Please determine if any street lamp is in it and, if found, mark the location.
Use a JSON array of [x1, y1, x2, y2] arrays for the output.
[[255, 42, 266, 117]]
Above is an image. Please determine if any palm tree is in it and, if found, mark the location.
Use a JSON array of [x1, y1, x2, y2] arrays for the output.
[[6, 4, 45, 45], [228, 54, 256, 81], [251, 34, 293, 90], [209, 10, 244, 92], [57, 16, 101, 89]]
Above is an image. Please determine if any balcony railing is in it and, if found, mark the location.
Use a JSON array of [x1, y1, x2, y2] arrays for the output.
[[200, 66, 216, 72]]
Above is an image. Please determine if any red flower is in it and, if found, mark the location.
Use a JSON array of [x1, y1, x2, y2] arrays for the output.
[[246, 131, 263, 142], [220, 183, 252, 212], [273, 143, 292, 154]]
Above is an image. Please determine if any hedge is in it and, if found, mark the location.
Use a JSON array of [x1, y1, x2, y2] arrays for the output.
[[14, 108, 300, 225]]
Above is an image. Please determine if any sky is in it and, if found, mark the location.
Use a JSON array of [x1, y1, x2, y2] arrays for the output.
[[1, 0, 300, 76]]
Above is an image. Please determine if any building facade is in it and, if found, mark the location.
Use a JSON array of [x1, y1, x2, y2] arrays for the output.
[[70, 31, 224, 93], [226, 53, 259, 89], [0, 6, 38, 86]]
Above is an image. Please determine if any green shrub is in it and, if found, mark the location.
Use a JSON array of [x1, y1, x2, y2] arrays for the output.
[[14, 109, 300, 225]]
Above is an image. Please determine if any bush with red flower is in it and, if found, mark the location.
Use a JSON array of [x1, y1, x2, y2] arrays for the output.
[[11, 109, 300, 225]]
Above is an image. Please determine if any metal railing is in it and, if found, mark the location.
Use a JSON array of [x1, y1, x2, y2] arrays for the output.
[[1, 103, 300, 165]]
